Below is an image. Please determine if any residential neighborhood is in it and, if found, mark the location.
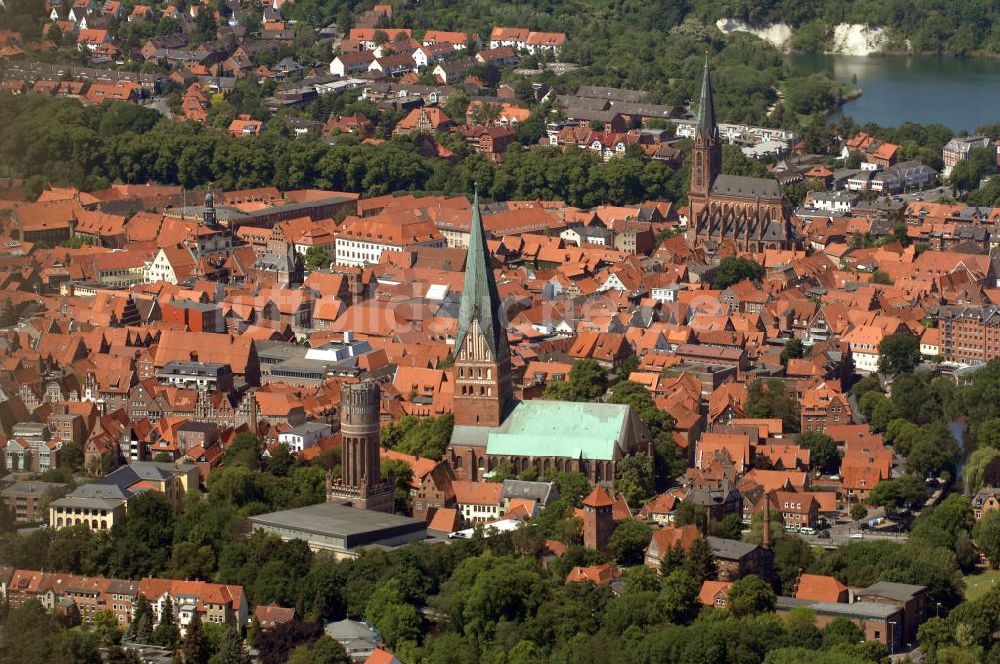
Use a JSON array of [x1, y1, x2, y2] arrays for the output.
[[4, 0, 1000, 663]]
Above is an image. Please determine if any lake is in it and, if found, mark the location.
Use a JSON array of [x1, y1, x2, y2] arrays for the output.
[[788, 54, 1000, 132]]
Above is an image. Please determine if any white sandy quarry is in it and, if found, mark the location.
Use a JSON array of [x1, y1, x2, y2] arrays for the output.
[[715, 18, 793, 51], [830, 24, 888, 56], [715, 19, 889, 56]]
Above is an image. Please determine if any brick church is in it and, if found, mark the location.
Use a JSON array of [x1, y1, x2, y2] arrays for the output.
[[686, 58, 798, 252], [446, 192, 653, 485]]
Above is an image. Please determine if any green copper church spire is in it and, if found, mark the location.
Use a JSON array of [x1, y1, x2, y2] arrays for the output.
[[695, 54, 717, 142], [455, 186, 506, 359]]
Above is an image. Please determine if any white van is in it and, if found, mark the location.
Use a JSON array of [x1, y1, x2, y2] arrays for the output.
[[800, 527, 816, 536]]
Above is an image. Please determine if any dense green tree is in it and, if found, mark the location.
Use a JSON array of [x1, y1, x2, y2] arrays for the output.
[[286, 636, 350, 664], [783, 608, 822, 650], [951, 147, 996, 192], [108, 491, 175, 578], [905, 421, 959, 480], [608, 518, 653, 566], [608, 380, 683, 483], [867, 475, 927, 512], [713, 256, 765, 290], [256, 620, 323, 664], [673, 501, 706, 529], [851, 375, 883, 400], [797, 432, 840, 474], [380, 414, 454, 460], [543, 359, 608, 402], [182, 611, 211, 664], [772, 535, 816, 595], [129, 593, 155, 643], [550, 472, 591, 508], [708, 513, 745, 540], [966, 446, 1000, 494], [266, 443, 294, 478], [877, 332, 921, 375], [885, 418, 922, 456], [93, 609, 123, 645], [623, 565, 662, 594], [658, 568, 701, 624], [683, 537, 717, 584], [303, 246, 331, 271], [614, 454, 654, 508], [151, 595, 180, 649], [365, 579, 421, 648], [225, 433, 262, 469], [780, 339, 805, 367], [213, 625, 251, 664], [975, 510, 1000, 569], [46, 524, 102, 574], [917, 617, 955, 662], [823, 616, 866, 649], [382, 458, 415, 513], [727, 575, 776, 617], [889, 374, 941, 424], [747, 378, 801, 433]]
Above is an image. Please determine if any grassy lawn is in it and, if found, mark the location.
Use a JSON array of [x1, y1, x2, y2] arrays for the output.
[[964, 569, 1000, 601]]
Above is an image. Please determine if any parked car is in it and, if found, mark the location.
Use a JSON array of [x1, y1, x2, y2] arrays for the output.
[[817, 530, 831, 539]]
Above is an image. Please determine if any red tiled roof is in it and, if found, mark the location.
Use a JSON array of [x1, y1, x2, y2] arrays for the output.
[[582, 485, 613, 508]]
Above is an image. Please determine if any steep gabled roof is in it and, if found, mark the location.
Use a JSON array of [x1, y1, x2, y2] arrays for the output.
[[455, 190, 505, 360], [695, 55, 716, 142]]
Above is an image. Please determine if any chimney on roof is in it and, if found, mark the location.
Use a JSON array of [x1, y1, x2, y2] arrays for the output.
[[762, 490, 772, 551]]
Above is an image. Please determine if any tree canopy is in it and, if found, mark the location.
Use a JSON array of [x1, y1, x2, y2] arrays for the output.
[[712, 256, 765, 290]]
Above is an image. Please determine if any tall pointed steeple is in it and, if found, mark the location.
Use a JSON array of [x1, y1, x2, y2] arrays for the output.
[[695, 54, 717, 142], [453, 186, 513, 432], [688, 54, 722, 243], [455, 187, 505, 360]]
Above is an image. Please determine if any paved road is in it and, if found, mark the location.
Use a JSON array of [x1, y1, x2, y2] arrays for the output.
[[894, 186, 953, 203], [801, 528, 908, 548]]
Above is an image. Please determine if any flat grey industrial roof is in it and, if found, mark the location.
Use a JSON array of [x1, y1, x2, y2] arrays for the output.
[[0, 480, 68, 496], [857, 581, 926, 601], [777, 596, 903, 620], [247, 501, 425, 544], [51, 495, 125, 510], [707, 536, 758, 559]]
